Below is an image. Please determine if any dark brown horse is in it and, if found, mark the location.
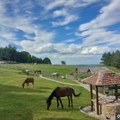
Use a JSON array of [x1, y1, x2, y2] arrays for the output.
[[46, 87, 81, 110], [34, 70, 42, 74], [22, 77, 34, 88]]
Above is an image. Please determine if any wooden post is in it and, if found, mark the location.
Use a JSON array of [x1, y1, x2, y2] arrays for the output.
[[90, 84, 93, 111], [115, 85, 118, 100], [96, 86, 99, 115]]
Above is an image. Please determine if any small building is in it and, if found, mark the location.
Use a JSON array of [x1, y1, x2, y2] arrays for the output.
[[82, 71, 120, 120], [77, 66, 110, 74], [87, 67, 110, 74], [0, 61, 16, 64], [76, 66, 89, 73]]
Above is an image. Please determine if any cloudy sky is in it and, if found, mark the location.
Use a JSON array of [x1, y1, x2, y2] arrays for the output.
[[0, 0, 120, 65]]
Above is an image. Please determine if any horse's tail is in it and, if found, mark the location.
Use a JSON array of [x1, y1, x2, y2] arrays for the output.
[[72, 88, 81, 97]]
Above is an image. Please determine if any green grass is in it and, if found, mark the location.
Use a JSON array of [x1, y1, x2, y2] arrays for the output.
[[108, 66, 120, 73], [0, 64, 97, 120]]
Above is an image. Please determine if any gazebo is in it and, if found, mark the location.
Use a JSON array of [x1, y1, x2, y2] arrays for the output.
[[82, 71, 120, 115]]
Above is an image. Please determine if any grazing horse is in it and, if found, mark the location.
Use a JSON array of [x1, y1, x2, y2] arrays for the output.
[[46, 87, 81, 110], [22, 77, 34, 88], [34, 70, 42, 74], [22, 69, 29, 75], [51, 73, 60, 78]]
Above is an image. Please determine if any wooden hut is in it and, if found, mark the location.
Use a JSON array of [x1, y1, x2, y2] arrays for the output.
[[82, 71, 120, 116], [87, 67, 110, 74], [77, 66, 109, 74]]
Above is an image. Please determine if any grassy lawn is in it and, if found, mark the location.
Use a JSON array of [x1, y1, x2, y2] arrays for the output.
[[108, 66, 120, 73], [0, 64, 97, 120]]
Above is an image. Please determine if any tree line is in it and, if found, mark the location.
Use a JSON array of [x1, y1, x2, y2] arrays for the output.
[[0, 46, 52, 64], [101, 50, 120, 69]]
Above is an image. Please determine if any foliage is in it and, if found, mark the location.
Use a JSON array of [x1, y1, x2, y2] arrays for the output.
[[0, 46, 51, 64], [101, 50, 120, 69], [61, 61, 66, 65], [43, 57, 52, 64], [0, 45, 17, 61]]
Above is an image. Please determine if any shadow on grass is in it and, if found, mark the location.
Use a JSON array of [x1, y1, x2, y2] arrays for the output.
[[40, 118, 74, 120], [0, 109, 33, 120], [49, 107, 80, 112], [0, 84, 47, 120], [0, 84, 48, 93], [38, 87, 51, 90]]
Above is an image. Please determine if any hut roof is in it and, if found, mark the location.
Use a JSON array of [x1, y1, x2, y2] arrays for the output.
[[77, 66, 89, 73], [88, 67, 109, 73], [77, 66, 109, 73], [82, 71, 120, 86]]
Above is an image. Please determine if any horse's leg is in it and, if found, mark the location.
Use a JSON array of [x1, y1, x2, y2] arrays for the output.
[[59, 97, 63, 109], [67, 96, 70, 107], [33, 82, 34, 88], [70, 96, 73, 108], [27, 83, 29, 88], [56, 97, 59, 108], [26, 83, 28, 88]]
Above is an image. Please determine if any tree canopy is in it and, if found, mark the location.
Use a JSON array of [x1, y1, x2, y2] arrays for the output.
[[101, 50, 120, 69], [0, 46, 52, 64], [61, 61, 66, 65]]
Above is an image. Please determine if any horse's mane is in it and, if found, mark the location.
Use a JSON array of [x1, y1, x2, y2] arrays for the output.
[[47, 87, 59, 103]]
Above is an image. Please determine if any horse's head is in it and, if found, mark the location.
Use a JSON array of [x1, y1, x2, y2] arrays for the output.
[[22, 83, 24, 88], [46, 98, 51, 110]]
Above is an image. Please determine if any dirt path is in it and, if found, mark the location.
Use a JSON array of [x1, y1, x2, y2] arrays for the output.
[[40, 76, 80, 86], [74, 80, 105, 97], [40, 75, 104, 97]]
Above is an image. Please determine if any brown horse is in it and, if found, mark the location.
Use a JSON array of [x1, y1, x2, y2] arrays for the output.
[[34, 70, 42, 74], [22, 77, 34, 88], [46, 87, 81, 110]]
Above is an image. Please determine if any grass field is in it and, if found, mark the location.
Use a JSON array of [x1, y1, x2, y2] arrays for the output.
[[0, 64, 98, 120]]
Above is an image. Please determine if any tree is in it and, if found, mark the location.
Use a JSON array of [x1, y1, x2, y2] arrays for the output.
[[37, 58, 42, 63], [61, 61, 66, 65], [0, 46, 52, 64], [16, 51, 31, 63], [43, 57, 52, 64], [7, 45, 17, 62], [31, 56, 38, 63], [101, 52, 112, 66], [0, 45, 17, 62], [101, 50, 120, 69], [112, 50, 120, 69]]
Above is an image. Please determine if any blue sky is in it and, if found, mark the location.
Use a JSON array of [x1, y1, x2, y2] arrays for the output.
[[0, 0, 120, 65]]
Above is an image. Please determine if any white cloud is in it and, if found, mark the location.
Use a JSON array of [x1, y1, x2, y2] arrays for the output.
[[52, 8, 79, 26], [0, 0, 119, 65], [45, 0, 100, 10], [52, 14, 78, 26], [53, 9, 68, 17], [62, 39, 76, 43], [54, 43, 82, 54], [79, 0, 120, 31], [79, 28, 120, 47], [81, 46, 110, 55], [48, 0, 100, 26], [77, 0, 120, 55], [0, 1, 5, 15], [18, 28, 56, 53]]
